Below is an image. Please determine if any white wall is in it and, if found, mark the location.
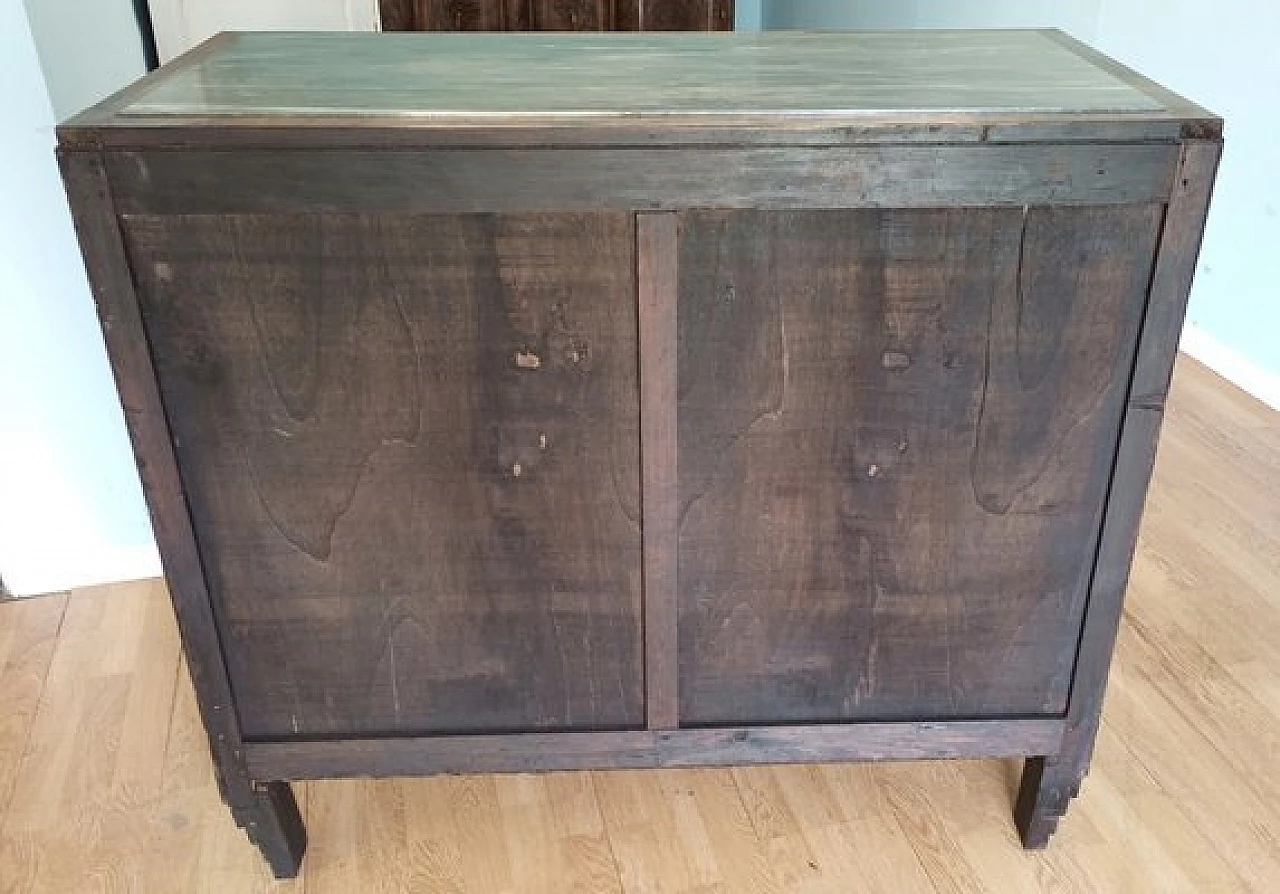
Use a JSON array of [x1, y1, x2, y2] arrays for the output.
[[1, 0, 160, 595]]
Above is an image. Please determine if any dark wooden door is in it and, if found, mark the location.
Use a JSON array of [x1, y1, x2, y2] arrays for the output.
[[380, 0, 733, 31], [123, 212, 644, 739], [619, 0, 732, 30], [676, 207, 1163, 726]]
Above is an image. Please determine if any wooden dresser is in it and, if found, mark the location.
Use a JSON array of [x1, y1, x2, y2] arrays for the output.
[[58, 31, 1221, 877]]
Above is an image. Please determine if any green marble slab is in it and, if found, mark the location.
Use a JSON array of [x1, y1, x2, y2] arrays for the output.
[[113, 31, 1168, 122]]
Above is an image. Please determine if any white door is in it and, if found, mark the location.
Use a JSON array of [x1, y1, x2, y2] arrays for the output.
[[149, 0, 380, 63]]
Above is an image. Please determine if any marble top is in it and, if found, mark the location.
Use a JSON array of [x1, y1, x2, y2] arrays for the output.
[[109, 30, 1170, 123]]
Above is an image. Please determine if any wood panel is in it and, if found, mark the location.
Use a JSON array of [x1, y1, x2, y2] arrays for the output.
[[638, 213, 680, 730], [378, 0, 610, 31], [105, 145, 1178, 215], [74, 121, 1192, 153], [617, 0, 732, 30], [379, 0, 419, 30], [121, 212, 644, 739], [243, 719, 1064, 778], [643, 0, 732, 30], [676, 207, 1163, 726], [379, 1, 728, 31], [417, 0, 510, 30], [529, 0, 610, 30]]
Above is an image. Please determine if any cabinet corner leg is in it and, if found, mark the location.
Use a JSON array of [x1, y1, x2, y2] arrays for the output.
[[231, 780, 307, 878], [1014, 755, 1083, 849]]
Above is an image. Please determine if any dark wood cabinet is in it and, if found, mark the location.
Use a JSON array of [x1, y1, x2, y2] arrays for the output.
[[58, 30, 1220, 878], [380, 0, 733, 31]]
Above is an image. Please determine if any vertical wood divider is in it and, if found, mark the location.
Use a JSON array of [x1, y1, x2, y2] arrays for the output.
[[637, 211, 680, 730]]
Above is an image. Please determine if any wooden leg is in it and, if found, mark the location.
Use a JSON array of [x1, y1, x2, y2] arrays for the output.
[[1014, 755, 1084, 848], [229, 780, 307, 878]]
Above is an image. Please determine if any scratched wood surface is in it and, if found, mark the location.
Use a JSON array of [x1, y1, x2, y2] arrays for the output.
[[122, 213, 644, 739], [676, 207, 1163, 725]]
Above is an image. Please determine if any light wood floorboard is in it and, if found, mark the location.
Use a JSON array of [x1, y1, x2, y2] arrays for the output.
[[0, 355, 1276, 892]]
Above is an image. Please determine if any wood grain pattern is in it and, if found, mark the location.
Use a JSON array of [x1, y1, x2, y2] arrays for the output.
[[378, 0, 419, 30], [379, 0, 730, 32], [528, 0, 609, 30], [412, 0, 611, 31], [4, 362, 1278, 890], [122, 212, 645, 739], [0, 584, 306, 893], [638, 212, 680, 730], [1015, 138, 1223, 846], [418, 0, 510, 30], [243, 719, 1063, 778], [623, 0, 732, 30], [64, 118, 1196, 153], [1130, 143, 1224, 406], [675, 207, 1163, 726], [0, 594, 67, 819], [104, 144, 1178, 215]]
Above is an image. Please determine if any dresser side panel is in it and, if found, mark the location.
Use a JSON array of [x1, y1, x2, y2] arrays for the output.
[[58, 150, 261, 800], [1058, 138, 1222, 774]]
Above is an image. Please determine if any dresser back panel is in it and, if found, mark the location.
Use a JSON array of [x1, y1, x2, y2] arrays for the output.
[[122, 212, 645, 739], [675, 206, 1163, 725]]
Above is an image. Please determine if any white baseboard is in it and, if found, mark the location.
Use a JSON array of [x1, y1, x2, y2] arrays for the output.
[[1179, 323, 1280, 412]]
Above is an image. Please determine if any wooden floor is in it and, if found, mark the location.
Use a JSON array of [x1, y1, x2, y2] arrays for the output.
[[1, 355, 1277, 893]]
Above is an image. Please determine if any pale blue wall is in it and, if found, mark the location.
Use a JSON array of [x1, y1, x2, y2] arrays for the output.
[[23, 0, 148, 118], [2, 0, 159, 595], [763, 0, 1101, 37], [1092, 0, 1279, 387]]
